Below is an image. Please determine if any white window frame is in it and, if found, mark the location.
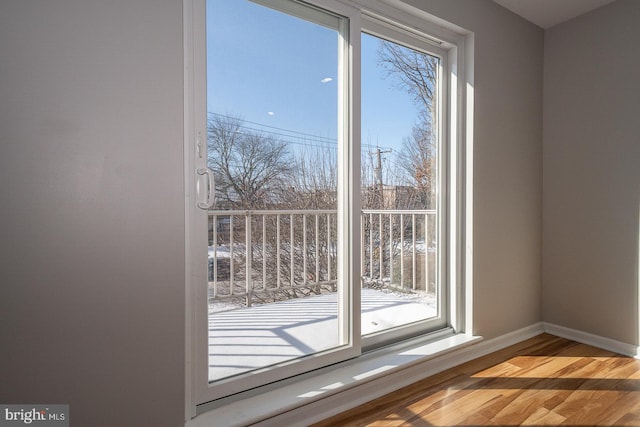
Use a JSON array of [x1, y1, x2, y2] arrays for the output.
[[359, 19, 450, 349], [184, 0, 473, 420]]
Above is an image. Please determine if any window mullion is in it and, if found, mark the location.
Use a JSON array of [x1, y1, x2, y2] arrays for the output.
[[337, 12, 362, 347]]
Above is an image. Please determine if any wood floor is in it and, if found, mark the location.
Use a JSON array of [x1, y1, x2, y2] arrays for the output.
[[312, 334, 640, 426]]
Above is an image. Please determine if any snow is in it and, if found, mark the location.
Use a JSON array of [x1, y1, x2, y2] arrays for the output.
[[208, 245, 231, 259], [208, 288, 437, 382]]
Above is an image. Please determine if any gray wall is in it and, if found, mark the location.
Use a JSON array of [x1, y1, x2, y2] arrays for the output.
[[543, 0, 640, 345], [0, 0, 543, 426], [0, 1, 185, 426]]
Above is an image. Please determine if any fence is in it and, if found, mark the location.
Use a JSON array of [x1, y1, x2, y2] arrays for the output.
[[208, 208, 436, 307]]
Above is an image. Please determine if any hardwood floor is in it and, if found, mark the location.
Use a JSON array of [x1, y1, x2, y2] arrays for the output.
[[312, 334, 640, 426]]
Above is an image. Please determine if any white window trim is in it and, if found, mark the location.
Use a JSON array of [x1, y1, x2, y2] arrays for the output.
[[184, 0, 474, 421]]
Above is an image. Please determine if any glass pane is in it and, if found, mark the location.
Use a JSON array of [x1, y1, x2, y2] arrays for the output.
[[361, 32, 440, 336], [206, 0, 341, 382]]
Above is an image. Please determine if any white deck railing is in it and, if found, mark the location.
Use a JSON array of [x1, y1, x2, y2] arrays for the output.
[[208, 209, 436, 307], [361, 209, 437, 292]]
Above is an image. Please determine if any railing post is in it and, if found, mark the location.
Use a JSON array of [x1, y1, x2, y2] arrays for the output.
[[315, 214, 320, 293], [424, 213, 429, 293], [276, 214, 281, 289], [245, 211, 252, 307], [290, 213, 294, 288], [212, 214, 217, 297], [262, 215, 266, 292], [412, 213, 417, 291], [303, 213, 308, 289], [389, 214, 394, 287], [360, 213, 365, 282], [369, 212, 373, 280], [400, 213, 404, 289], [230, 215, 234, 296], [327, 214, 332, 287], [379, 212, 384, 281]]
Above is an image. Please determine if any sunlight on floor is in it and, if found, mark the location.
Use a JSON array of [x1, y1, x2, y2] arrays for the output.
[[375, 352, 640, 426], [314, 335, 640, 427]]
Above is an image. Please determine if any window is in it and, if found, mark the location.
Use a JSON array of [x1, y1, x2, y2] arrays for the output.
[[185, 0, 470, 412], [359, 28, 447, 349]]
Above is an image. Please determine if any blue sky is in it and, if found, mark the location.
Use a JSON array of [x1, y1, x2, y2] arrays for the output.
[[206, 0, 419, 156]]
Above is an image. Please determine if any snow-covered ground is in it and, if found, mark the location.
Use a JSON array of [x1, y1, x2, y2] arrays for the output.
[[208, 288, 437, 381]]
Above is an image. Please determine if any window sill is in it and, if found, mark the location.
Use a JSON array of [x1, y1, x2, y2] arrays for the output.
[[187, 332, 482, 427]]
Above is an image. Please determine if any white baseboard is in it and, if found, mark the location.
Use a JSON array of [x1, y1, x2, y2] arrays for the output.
[[464, 322, 545, 360], [542, 322, 639, 358]]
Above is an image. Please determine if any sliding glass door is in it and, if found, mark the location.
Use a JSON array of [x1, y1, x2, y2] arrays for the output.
[[189, 0, 456, 405], [359, 26, 447, 347], [198, 0, 357, 399]]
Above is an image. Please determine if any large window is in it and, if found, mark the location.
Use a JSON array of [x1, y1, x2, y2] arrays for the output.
[[186, 0, 468, 410], [359, 28, 447, 348]]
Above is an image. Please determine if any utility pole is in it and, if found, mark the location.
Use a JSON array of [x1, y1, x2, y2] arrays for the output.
[[372, 147, 392, 208]]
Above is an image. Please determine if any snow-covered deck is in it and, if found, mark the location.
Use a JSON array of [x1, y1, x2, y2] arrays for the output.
[[209, 288, 436, 381]]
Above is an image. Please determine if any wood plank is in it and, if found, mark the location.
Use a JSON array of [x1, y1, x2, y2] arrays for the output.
[[312, 334, 640, 426]]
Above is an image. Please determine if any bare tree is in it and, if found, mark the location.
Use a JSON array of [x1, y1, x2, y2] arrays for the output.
[[396, 126, 437, 209], [378, 41, 439, 209], [282, 148, 338, 209], [378, 41, 438, 122], [207, 114, 294, 209]]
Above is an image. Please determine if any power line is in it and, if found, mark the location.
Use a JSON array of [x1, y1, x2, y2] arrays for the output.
[[209, 112, 394, 151], [211, 112, 336, 143]]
